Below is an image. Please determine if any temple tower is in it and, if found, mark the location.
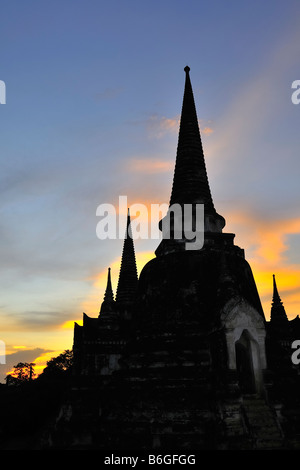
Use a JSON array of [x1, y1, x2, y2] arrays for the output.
[[267, 274, 291, 360], [99, 267, 115, 317], [73, 210, 138, 376], [270, 274, 289, 326], [68, 67, 286, 450], [132, 67, 268, 400], [115, 209, 138, 319]]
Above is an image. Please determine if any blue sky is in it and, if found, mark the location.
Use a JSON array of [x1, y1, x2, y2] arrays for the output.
[[0, 0, 300, 379]]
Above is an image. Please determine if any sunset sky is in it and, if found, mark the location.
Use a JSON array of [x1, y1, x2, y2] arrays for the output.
[[1, 0, 300, 380]]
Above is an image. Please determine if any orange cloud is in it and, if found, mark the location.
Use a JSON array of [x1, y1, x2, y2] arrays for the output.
[[145, 115, 214, 139], [146, 114, 180, 138], [224, 210, 300, 320], [75, 251, 155, 319], [92, 203, 300, 322], [33, 350, 63, 376], [127, 158, 174, 174], [5, 349, 60, 379], [61, 319, 82, 329], [252, 266, 300, 321], [202, 127, 214, 135]]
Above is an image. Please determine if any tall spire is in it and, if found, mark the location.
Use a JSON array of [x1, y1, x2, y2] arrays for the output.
[[170, 66, 215, 210], [168, 66, 225, 229], [99, 267, 115, 316], [103, 267, 114, 302], [270, 274, 288, 324], [156, 67, 226, 256], [115, 209, 138, 305]]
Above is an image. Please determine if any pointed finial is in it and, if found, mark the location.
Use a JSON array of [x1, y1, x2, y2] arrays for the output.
[[99, 266, 115, 316], [115, 208, 138, 305], [103, 267, 114, 302], [126, 207, 133, 239], [272, 274, 281, 302], [271, 273, 288, 324], [168, 64, 222, 215]]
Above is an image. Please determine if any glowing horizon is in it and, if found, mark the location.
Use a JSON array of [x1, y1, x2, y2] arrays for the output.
[[1, 1, 300, 381]]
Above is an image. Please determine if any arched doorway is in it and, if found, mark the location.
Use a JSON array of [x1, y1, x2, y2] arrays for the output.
[[235, 330, 261, 394]]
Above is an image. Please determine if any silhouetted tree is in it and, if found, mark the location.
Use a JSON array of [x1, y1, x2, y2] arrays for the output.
[[5, 374, 20, 386], [5, 362, 36, 385], [41, 350, 73, 378]]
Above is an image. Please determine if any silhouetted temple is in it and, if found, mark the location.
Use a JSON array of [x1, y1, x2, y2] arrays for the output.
[[47, 67, 300, 450]]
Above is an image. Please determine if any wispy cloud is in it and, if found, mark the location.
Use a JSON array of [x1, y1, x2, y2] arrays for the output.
[[224, 209, 300, 320], [201, 126, 214, 135], [144, 114, 179, 138], [126, 157, 174, 174], [205, 25, 300, 167], [144, 114, 214, 139]]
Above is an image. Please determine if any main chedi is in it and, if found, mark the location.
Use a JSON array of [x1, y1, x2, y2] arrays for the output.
[[60, 67, 290, 450]]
